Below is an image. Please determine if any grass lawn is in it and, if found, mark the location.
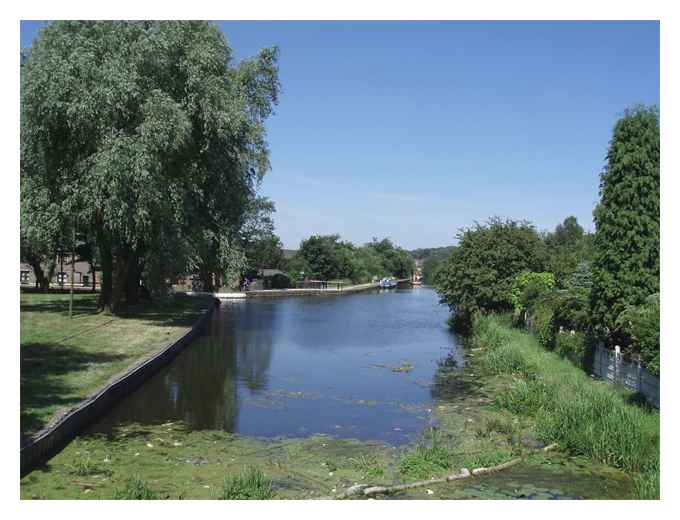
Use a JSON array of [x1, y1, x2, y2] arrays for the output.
[[20, 292, 212, 442]]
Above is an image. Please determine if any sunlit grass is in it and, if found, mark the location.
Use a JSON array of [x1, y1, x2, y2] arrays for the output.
[[221, 468, 274, 500], [473, 314, 660, 498]]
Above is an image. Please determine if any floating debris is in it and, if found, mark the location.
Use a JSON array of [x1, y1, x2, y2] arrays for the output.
[[392, 362, 413, 373]]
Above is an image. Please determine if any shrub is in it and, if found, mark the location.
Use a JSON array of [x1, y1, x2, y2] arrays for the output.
[[554, 331, 586, 367], [529, 297, 556, 349], [615, 293, 660, 375], [221, 468, 274, 500], [509, 271, 556, 314], [267, 273, 291, 289], [552, 288, 590, 331]]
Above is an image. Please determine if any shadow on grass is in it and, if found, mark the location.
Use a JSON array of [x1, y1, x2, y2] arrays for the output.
[[20, 297, 100, 318], [21, 342, 128, 442], [21, 294, 207, 328], [624, 391, 657, 413]]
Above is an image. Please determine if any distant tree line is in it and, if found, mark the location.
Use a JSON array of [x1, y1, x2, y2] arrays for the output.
[[435, 106, 660, 374], [285, 236, 414, 283], [20, 21, 282, 312], [410, 247, 457, 285]]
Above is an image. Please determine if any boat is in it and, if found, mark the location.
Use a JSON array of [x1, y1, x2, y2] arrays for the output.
[[379, 277, 397, 289]]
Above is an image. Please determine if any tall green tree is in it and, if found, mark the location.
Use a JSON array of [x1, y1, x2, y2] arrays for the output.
[[544, 216, 594, 288], [296, 234, 355, 280], [420, 247, 456, 285], [435, 217, 546, 331], [239, 197, 285, 275], [21, 21, 279, 310], [367, 238, 414, 279], [591, 106, 660, 343]]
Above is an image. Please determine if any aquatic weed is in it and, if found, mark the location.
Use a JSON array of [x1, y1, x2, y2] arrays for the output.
[[347, 454, 385, 478]]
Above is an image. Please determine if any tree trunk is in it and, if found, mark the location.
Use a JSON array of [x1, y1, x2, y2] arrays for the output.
[[199, 265, 214, 292], [111, 249, 141, 308], [29, 259, 46, 291], [124, 252, 140, 305], [44, 259, 57, 292]]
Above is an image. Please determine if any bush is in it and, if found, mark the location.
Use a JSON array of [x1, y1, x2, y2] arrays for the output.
[[509, 271, 555, 313], [554, 331, 586, 367], [266, 273, 291, 289], [615, 293, 660, 375], [436, 217, 547, 327], [552, 288, 590, 331], [529, 297, 556, 349]]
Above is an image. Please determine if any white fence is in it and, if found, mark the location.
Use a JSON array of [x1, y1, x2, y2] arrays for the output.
[[591, 344, 659, 408]]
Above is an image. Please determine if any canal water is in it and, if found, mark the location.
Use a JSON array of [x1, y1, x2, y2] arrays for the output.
[[91, 287, 463, 444]]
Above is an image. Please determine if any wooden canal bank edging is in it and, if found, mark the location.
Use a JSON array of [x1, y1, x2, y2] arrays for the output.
[[20, 296, 221, 477]]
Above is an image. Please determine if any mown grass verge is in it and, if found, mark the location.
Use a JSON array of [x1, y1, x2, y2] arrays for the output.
[[20, 292, 211, 440], [472, 314, 660, 499]]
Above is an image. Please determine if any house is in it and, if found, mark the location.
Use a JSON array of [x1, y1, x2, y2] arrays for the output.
[[20, 256, 99, 289]]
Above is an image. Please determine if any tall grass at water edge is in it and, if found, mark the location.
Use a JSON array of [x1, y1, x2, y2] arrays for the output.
[[472, 314, 660, 499]]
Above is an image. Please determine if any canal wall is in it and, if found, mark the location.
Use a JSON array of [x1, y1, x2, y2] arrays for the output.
[[20, 296, 220, 477]]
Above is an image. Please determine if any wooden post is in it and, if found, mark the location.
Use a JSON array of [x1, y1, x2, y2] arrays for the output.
[[69, 226, 75, 318]]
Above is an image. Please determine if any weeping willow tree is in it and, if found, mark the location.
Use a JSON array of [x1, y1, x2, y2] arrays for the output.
[[21, 21, 279, 311]]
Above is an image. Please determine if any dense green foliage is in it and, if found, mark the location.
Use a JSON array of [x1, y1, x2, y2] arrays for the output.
[[474, 314, 659, 498], [544, 216, 594, 289], [294, 234, 356, 280], [509, 272, 555, 314], [289, 235, 413, 283], [367, 238, 414, 279], [435, 217, 546, 331], [615, 294, 660, 375], [21, 21, 279, 309], [239, 197, 285, 277], [415, 246, 456, 284], [435, 107, 659, 375], [591, 106, 660, 343]]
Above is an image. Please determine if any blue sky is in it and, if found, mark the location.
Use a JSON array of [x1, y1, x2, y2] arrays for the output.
[[20, 21, 659, 250]]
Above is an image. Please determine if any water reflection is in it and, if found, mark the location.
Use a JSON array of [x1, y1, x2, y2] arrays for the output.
[[90, 288, 463, 444]]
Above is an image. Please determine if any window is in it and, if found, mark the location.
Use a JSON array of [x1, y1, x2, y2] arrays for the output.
[[20, 271, 30, 284], [57, 272, 68, 284], [82, 274, 89, 285]]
